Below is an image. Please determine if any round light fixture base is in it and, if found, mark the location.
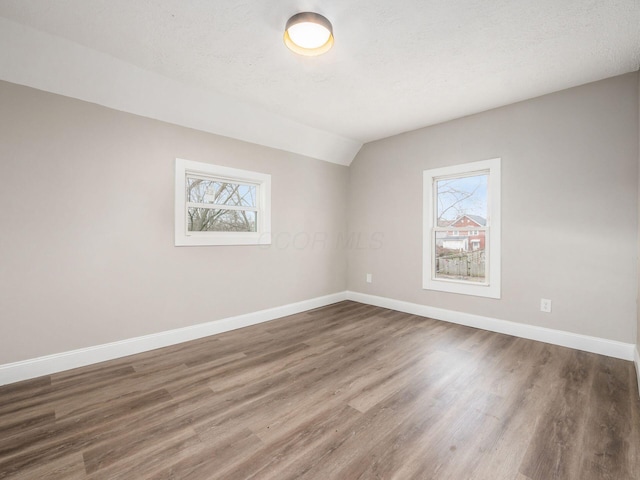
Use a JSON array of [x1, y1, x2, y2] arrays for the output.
[[284, 12, 334, 56]]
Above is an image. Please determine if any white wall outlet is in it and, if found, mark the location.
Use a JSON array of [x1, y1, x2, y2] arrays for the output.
[[366, 273, 373, 283], [540, 298, 552, 313]]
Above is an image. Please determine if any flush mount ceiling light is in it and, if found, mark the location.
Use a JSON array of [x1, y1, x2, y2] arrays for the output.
[[284, 12, 334, 56]]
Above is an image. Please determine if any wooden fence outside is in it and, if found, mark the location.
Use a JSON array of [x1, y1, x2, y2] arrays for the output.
[[436, 250, 485, 279]]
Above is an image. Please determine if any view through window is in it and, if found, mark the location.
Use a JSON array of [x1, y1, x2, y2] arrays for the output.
[[434, 173, 488, 283], [187, 176, 258, 233]]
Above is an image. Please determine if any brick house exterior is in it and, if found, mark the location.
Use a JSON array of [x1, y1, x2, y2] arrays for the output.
[[444, 215, 486, 251]]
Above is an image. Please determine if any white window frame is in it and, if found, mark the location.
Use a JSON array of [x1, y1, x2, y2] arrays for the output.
[[175, 158, 271, 246], [423, 158, 501, 298]]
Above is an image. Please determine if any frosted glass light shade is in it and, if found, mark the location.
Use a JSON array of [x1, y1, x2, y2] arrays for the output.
[[284, 12, 334, 56]]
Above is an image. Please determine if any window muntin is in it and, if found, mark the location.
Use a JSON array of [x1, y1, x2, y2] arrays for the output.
[[423, 158, 500, 298], [175, 159, 271, 246]]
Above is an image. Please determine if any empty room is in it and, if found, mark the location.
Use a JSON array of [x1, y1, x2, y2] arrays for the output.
[[1, 1, 639, 479]]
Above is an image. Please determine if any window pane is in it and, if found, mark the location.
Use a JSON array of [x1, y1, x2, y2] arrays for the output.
[[187, 178, 256, 207], [188, 208, 257, 232], [434, 231, 486, 283], [436, 174, 488, 226]]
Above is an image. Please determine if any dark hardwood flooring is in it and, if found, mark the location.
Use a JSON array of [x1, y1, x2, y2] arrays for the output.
[[1, 301, 639, 479]]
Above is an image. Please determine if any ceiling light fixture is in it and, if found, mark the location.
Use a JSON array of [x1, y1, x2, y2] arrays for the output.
[[284, 12, 334, 56]]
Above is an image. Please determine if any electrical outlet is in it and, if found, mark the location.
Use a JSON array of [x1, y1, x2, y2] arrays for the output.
[[540, 298, 552, 313], [366, 273, 373, 283]]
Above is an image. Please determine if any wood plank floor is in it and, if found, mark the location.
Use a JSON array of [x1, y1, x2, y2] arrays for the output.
[[1, 301, 639, 479]]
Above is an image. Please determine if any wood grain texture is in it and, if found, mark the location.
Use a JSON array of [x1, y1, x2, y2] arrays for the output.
[[1, 301, 639, 479]]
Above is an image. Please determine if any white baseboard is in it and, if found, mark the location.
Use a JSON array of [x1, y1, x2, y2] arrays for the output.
[[0, 292, 348, 386], [346, 291, 635, 361], [2, 290, 635, 387], [635, 346, 640, 396]]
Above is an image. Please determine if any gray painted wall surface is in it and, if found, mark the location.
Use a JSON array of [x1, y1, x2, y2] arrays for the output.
[[0, 81, 348, 364], [348, 73, 639, 344], [1, 73, 639, 366]]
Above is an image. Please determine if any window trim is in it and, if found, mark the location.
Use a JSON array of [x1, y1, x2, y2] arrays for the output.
[[422, 158, 501, 298], [175, 158, 271, 246]]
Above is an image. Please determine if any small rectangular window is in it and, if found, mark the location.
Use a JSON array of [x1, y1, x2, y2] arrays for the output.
[[175, 159, 271, 246], [423, 158, 501, 298]]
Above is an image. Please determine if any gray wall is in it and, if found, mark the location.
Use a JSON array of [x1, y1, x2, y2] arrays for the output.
[[348, 73, 639, 344], [0, 81, 348, 364], [638, 71, 640, 351], [2, 72, 639, 367]]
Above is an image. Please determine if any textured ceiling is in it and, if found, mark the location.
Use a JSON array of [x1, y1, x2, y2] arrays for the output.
[[0, 0, 638, 150]]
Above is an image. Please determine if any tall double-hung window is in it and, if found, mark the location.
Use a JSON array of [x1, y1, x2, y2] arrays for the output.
[[423, 158, 501, 298]]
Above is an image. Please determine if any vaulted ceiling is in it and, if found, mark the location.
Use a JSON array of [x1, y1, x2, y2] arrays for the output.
[[0, 0, 638, 165]]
